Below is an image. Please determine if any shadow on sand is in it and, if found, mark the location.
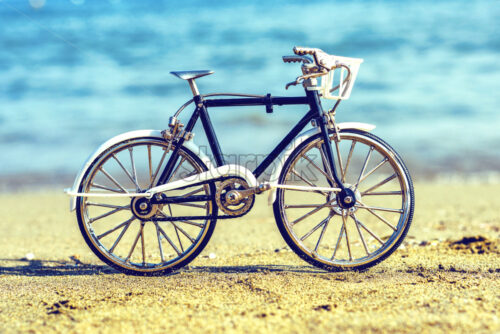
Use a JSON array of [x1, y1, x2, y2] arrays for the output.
[[186, 265, 325, 274], [0, 258, 325, 277], [0, 258, 118, 276], [1, 258, 487, 278]]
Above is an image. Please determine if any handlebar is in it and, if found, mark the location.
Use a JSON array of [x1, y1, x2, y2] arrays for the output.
[[283, 46, 362, 98], [293, 46, 320, 56], [282, 55, 313, 64], [291, 46, 339, 70]]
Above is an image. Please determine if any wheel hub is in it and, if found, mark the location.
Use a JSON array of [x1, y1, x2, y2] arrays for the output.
[[338, 188, 356, 209], [329, 184, 361, 214], [131, 196, 160, 220]]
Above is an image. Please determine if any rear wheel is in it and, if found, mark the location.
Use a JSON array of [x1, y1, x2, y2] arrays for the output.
[[273, 129, 414, 271], [76, 137, 217, 275]]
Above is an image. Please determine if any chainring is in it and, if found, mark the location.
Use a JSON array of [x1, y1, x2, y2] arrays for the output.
[[215, 178, 255, 216]]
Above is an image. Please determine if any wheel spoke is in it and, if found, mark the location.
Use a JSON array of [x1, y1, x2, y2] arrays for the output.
[[91, 183, 123, 193], [285, 204, 331, 209], [317, 146, 336, 184], [125, 224, 143, 262], [290, 199, 335, 226], [362, 191, 402, 196], [148, 145, 153, 186], [174, 225, 184, 253], [171, 222, 195, 243], [150, 148, 169, 188], [361, 174, 396, 195], [358, 158, 388, 185], [167, 203, 174, 217], [331, 223, 344, 260], [109, 218, 134, 252], [181, 187, 205, 198], [354, 217, 385, 245], [99, 167, 128, 193], [167, 157, 186, 182], [343, 141, 356, 182], [333, 139, 345, 182], [112, 154, 140, 191], [89, 205, 130, 223], [157, 223, 182, 256], [355, 146, 374, 189], [300, 216, 329, 241], [87, 202, 128, 209], [302, 154, 334, 184], [179, 220, 205, 228], [291, 168, 326, 196], [280, 187, 328, 195], [342, 213, 352, 261], [355, 204, 403, 214], [140, 222, 146, 265], [97, 217, 134, 240], [357, 202, 397, 231], [128, 147, 140, 191], [154, 221, 165, 262], [157, 211, 205, 228], [314, 215, 331, 252], [351, 214, 370, 255]]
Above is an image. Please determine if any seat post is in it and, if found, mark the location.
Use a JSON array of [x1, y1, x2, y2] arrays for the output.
[[187, 79, 200, 96]]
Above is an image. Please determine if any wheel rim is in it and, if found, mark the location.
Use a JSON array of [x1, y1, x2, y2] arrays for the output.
[[278, 132, 412, 268], [78, 139, 214, 273]]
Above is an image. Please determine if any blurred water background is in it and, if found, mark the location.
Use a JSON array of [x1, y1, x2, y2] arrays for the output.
[[0, 0, 499, 187]]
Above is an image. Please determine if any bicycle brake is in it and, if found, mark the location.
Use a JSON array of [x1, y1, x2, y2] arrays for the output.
[[285, 77, 303, 90]]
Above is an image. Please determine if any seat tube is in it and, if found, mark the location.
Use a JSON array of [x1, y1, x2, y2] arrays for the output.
[[306, 90, 345, 191], [195, 95, 225, 167], [157, 107, 200, 186]]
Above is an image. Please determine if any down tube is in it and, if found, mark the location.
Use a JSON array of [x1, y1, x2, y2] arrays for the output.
[[253, 109, 316, 178]]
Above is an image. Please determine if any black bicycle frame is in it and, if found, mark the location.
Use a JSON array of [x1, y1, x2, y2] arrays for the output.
[[157, 89, 345, 191]]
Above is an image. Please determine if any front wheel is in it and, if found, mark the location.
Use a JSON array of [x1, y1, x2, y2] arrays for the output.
[[273, 129, 414, 271], [76, 137, 217, 275]]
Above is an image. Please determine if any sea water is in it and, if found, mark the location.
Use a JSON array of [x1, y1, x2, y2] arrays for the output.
[[0, 0, 498, 181]]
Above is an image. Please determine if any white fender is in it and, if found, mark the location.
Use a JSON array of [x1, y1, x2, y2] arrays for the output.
[[267, 122, 376, 205], [67, 130, 213, 211]]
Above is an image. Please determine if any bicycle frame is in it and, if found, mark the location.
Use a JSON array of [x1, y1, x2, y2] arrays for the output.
[[65, 48, 415, 275], [157, 89, 346, 192]]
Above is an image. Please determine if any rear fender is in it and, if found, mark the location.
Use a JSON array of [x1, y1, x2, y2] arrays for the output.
[[67, 130, 212, 211]]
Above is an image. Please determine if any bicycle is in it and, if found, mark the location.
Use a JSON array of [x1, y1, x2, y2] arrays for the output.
[[66, 47, 415, 275]]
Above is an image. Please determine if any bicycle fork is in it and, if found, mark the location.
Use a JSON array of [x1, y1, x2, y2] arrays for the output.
[[307, 90, 357, 209]]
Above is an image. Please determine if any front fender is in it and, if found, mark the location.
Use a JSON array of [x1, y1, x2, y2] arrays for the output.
[[267, 122, 375, 205], [67, 130, 213, 211]]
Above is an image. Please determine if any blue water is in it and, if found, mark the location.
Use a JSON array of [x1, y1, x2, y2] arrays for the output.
[[0, 0, 499, 179]]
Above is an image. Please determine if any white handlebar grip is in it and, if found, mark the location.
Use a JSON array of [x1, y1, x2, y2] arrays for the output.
[[293, 46, 317, 56]]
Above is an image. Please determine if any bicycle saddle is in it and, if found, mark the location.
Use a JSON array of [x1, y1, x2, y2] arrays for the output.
[[170, 70, 214, 80]]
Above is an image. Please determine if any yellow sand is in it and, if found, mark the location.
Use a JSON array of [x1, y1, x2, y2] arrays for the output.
[[0, 182, 498, 333]]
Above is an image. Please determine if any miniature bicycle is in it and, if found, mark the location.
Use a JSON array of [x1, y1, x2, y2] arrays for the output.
[[66, 47, 415, 275]]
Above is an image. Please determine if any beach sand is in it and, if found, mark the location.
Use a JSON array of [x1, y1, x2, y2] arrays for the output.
[[0, 182, 498, 333]]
